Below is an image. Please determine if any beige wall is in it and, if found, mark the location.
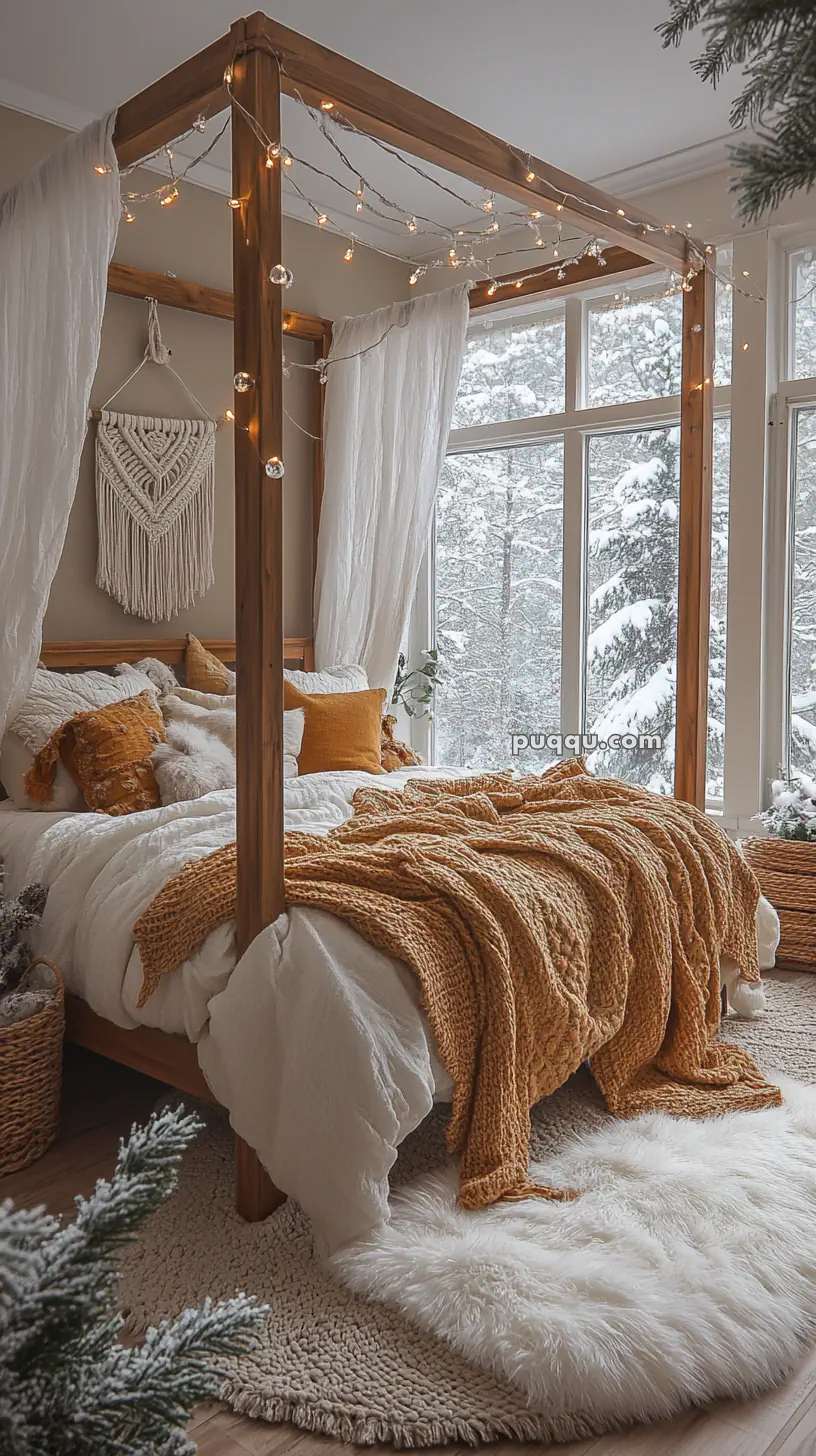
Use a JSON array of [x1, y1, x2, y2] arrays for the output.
[[0, 106, 409, 644]]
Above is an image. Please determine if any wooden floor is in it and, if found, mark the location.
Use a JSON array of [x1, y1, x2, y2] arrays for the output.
[[4, 1047, 816, 1456]]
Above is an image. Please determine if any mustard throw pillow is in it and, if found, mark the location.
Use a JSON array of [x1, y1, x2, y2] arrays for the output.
[[283, 682, 385, 775], [25, 692, 165, 816], [185, 634, 234, 695]]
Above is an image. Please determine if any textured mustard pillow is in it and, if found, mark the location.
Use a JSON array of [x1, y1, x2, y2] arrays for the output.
[[25, 692, 165, 816], [185, 634, 234, 695], [283, 682, 386, 775]]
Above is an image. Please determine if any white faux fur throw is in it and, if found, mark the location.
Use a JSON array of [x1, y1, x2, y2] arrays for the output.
[[152, 707, 305, 804]]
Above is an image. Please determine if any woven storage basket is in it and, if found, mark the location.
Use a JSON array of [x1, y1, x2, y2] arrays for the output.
[[741, 838, 816, 970], [0, 959, 64, 1175]]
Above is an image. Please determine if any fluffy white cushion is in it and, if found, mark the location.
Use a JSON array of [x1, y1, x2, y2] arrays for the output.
[[10, 666, 158, 755], [0, 731, 85, 812], [152, 707, 305, 804], [152, 723, 236, 805]]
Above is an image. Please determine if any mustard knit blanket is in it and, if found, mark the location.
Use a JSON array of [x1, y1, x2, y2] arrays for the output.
[[134, 760, 781, 1210]]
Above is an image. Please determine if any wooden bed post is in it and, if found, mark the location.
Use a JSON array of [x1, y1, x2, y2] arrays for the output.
[[231, 20, 287, 1221], [674, 265, 716, 808]]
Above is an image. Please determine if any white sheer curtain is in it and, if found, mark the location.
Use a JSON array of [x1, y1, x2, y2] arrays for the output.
[[0, 114, 120, 735], [314, 283, 470, 692]]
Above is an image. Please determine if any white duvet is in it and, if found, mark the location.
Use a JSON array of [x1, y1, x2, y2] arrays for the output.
[[0, 775, 780, 1252]]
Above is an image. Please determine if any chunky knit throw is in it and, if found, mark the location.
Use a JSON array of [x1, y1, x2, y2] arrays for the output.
[[134, 760, 781, 1210]]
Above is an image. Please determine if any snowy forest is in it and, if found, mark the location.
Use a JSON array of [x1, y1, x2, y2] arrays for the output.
[[790, 252, 816, 773], [433, 270, 732, 797]]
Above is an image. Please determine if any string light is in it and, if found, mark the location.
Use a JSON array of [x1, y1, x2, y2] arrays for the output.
[[159, 188, 179, 206], [487, 282, 498, 296], [529, 210, 542, 220], [227, 197, 241, 209], [264, 456, 285, 478], [269, 263, 294, 287], [742, 341, 750, 351], [233, 372, 254, 392], [482, 193, 495, 212], [409, 271, 420, 286], [320, 100, 335, 111], [224, 408, 235, 422], [407, 217, 418, 232], [283, 154, 293, 167], [344, 242, 355, 262], [94, 164, 111, 175], [616, 208, 626, 217], [123, 210, 136, 224], [223, 64, 233, 85], [526, 169, 536, 183], [266, 142, 281, 164], [317, 213, 328, 227]]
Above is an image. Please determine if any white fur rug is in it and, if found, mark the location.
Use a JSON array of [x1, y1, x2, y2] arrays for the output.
[[120, 974, 816, 1445]]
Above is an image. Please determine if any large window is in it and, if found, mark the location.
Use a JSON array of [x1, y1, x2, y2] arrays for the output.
[[415, 257, 733, 799]]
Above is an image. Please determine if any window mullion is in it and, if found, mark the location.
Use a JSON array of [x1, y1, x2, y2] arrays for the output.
[[561, 429, 585, 739]]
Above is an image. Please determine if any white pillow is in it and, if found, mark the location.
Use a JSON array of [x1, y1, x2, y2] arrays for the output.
[[0, 731, 85, 812], [284, 664, 369, 695], [10, 666, 159, 755]]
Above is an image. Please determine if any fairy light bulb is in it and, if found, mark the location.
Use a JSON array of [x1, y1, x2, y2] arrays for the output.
[[317, 213, 328, 228], [266, 142, 281, 164], [489, 219, 499, 233], [355, 181, 365, 199], [526, 169, 536, 182], [487, 282, 498, 297], [552, 247, 559, 259], [223, 64, 233, 84], [514, 279, 523, 290], [193, 113, 207, 132], [320, 99, 335, 111], [269, 263, 294, 287], [742, 341, 750, 351], [529, 210, 541, 221], [344, 244, 354, 262], [409, 271, 419, 286], [617, 208, 626, 217], [265, 456, 285, 478], [356, 200, 363, 212], [160, 188, 179, 206], [407, 217, 418, 233], [283, 155, 293, 168], [482, 193, 495, 213], [556, 203, 564, 212], [227, 197, 241, 209], [233, 372, 254, 393], [535, 234, 544, 247], [124, 210, 136, 224], [224, 408, 235, 422], [94, 164, 111, 175]]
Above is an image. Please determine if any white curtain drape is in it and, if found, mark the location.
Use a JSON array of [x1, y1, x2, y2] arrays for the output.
[[314, 283, 470, 692], [0, 114, 120, 736]]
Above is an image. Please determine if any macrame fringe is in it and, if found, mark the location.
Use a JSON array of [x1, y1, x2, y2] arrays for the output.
[[95, 411, 215, 623]]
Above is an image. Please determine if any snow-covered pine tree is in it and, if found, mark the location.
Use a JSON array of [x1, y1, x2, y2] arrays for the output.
[[584, 289, 729, 795], [434, 312, 565, 770], [0, 1105, 264, 1456]]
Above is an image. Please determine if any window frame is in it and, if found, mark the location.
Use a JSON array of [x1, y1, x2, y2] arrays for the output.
[[412, 271, 733, 796]]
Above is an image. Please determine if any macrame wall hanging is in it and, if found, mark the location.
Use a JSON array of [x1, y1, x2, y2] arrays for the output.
[[94, 298, 217, 623]]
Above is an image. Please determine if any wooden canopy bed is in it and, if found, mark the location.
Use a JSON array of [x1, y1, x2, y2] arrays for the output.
[[51, 11, 717, 1221]]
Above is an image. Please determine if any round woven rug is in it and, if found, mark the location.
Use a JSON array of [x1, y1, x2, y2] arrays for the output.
[[118, 973, 816, 1447]]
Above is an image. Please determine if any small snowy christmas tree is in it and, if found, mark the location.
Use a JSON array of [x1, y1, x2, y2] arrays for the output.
[[0, 1105, 264, 1455], [762, 770, 816, 843]]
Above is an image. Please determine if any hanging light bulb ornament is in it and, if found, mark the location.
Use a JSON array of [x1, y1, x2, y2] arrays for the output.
[[233, 372, 254, 393], [344, 242, 355, 262], [265, 457, 285, 478], [94, 164, 111, 176], [266, 142, 281, 163], [317, 213, 328, 228], [269, 263, 294, 287], [193, 113, 207, 132], [482, 193, 495, 212]]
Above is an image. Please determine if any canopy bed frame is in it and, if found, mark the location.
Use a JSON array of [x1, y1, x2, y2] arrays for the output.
[[80, 11, 715, 1220]]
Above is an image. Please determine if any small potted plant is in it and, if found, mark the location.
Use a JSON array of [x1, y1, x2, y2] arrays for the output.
[[741, 771, 816, 969]]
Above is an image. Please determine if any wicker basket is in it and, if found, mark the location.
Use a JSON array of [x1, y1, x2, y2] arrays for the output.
[[741, 837, 816, 970], [0, 959, 64, 1175]]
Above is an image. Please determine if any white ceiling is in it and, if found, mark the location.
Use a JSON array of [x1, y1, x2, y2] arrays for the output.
[[0, 0, 740, 266]]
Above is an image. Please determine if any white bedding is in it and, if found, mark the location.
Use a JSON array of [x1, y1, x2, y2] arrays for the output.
[[0, 779, 780, 1252]]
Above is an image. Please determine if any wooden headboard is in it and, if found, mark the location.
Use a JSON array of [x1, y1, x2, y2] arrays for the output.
[[40, 638, 315, 671]]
